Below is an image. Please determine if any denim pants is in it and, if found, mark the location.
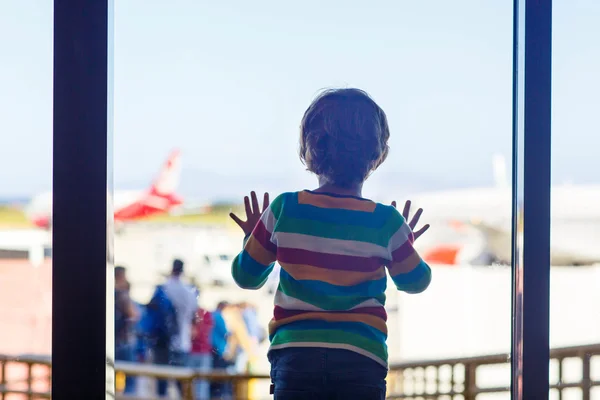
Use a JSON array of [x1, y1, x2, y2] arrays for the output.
[[188, 353, 212, 400], [115, 343, 136, 394], [268, 347, 387, 400], [154, 348, 188, 397]]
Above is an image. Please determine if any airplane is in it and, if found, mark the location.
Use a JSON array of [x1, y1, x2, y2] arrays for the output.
[[25, 149, 184, 230], [397, 155, 600, 266]]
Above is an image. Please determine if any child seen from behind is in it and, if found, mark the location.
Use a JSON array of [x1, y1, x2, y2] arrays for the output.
[[229, 88, 432, 400]]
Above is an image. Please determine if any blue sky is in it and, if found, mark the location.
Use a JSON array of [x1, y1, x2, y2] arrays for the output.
[[0, 1, 599, 199]]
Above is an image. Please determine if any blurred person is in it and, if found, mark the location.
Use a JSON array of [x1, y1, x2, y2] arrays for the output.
[[151, 258, 197, 397], [240, 302, 265, 399], [133, 302, 148, 363], [229, 88, 433, 399], [240, 302, 265, 372], [189, 296, 214, 400], [223, 302, 255, 373], [130, 301, 156, 398], [145, 282, 177, 397], [210, 301, 234, 400], [114, 266, 139, 395]]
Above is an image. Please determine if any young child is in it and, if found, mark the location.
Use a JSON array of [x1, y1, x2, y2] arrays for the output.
[[229, 88, 432, 400]]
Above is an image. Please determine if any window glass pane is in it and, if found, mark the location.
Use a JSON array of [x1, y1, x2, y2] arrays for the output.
[[550, 2, 600, 399], [114, 2, 514, 398], [0, 2, 53, 397]]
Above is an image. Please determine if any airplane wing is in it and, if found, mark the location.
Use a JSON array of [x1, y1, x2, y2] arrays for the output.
[[467, 220, 512, 264], [464, 219, 599, 266]]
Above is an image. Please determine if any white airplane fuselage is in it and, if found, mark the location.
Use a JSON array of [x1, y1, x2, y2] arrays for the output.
[[403, 184, 600, 266]]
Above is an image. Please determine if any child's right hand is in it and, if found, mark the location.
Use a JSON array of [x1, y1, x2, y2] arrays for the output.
[[392, 200, 430, 241]]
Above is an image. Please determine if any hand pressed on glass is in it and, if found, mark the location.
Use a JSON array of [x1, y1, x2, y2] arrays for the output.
[[392, 200, 430, 241], [229, 191, 270, 237]]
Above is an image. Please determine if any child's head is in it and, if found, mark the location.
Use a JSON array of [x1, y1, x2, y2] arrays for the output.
[[299, 88, 390, 188]]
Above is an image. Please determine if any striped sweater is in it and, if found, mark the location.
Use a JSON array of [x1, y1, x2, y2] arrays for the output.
[[231, 190, 432, 367]]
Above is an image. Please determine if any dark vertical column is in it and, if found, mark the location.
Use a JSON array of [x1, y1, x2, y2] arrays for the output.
[[511, 0, 552, 399], [53, 1, 109, 399]]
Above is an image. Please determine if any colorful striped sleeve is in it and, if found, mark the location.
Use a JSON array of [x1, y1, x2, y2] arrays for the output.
[[231, 198, 280, 290], [386, 208, 432, 294]]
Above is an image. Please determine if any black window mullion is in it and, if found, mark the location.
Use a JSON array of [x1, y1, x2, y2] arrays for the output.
[[511, 1, 552, 399], [52, 1, 110, 398]]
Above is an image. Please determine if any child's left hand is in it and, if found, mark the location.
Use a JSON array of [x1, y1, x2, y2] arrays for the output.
[[229, 191, 270, 237]]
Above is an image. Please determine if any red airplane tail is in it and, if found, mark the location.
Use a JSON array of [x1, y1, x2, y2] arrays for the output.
[[114, 150, 183, 221]]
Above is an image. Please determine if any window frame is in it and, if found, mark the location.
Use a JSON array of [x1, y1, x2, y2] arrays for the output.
[[510, 1, 552, 399], [51, 1, 553, 398], [52, 0, 112, 397]]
